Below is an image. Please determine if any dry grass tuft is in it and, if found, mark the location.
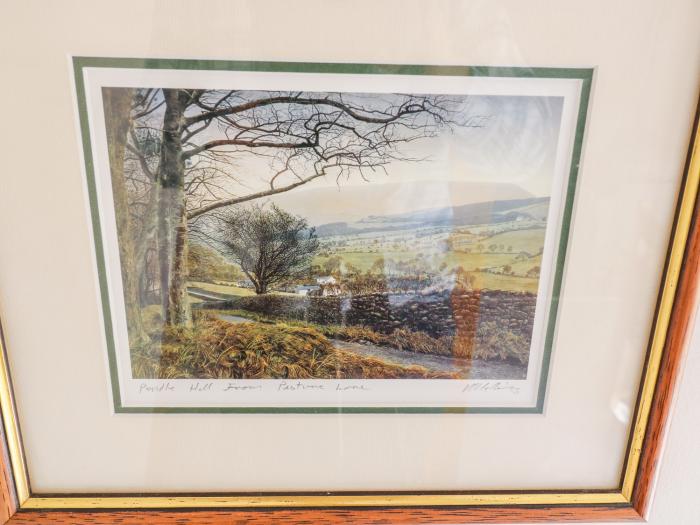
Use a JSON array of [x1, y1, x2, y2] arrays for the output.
[[316, 325, 453, 357]]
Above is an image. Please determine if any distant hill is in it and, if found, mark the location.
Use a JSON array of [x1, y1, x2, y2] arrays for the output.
[[315, 197, 550, 237], [267, 180, 535, 225]]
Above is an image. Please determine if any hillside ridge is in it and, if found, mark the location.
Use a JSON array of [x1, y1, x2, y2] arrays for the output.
[[315, 196, 550, 237]]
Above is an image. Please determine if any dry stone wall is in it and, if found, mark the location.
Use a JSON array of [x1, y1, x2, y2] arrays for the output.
[[213, 289, 537, 346]]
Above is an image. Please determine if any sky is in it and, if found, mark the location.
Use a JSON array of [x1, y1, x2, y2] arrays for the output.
[[261, 94, 565, 224]]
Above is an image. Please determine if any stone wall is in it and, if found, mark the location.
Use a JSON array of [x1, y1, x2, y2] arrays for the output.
[[306, 296, 344, 325], [344, 290, 536, 340], [204, 293, 344, 325]]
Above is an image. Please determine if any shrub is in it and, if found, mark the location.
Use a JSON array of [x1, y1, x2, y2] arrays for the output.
[[232, 294, 344, 325], [388, 328, 453, 356], [473, 321, 530, 364], [235, 294, 308, 320]]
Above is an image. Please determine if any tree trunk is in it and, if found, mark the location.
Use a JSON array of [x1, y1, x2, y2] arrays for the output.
[[135, 183, 160, 305], [102, 88, 149, 346], [158, 89, 192, 326], [168, 211, 191, 324]]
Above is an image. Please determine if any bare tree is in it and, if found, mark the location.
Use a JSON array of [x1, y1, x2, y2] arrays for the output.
[[102, 87, 149, 345], [108, 87, 483, 326], [218, 204, 319, 294]]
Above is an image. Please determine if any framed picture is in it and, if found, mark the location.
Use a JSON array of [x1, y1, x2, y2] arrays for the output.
[[79, 59, 590, 414], [0, 2, 698, 523]]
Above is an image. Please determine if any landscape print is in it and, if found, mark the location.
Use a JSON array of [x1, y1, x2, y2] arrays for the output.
[[98, 81, 565, 386]]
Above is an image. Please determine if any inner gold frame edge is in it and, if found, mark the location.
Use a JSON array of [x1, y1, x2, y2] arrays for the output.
[[22, 492, 628, 510], [621, 119, 700, 500], [0, 75, 698, 513]]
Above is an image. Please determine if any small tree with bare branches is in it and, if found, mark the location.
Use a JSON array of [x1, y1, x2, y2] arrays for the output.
[[218, 205, 319, 294]]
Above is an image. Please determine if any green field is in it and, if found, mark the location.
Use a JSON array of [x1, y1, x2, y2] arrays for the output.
[[314, 250, 414, 271], [315, 251, 518, 273], [312, 227, 544, 293], [506, 254, 543, 276], [312, 251, 538, 292], [188, 281, 299, 297], [470, 272, 539, 293], [480, 228, 545, 255], [442, 252, 521, 271], [188, 281, 256, 297]]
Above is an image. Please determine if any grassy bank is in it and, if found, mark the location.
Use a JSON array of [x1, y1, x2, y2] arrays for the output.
[[188, 280, 256, 297], [213, 309, 529, 365], [131, 316, 455, 380]]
